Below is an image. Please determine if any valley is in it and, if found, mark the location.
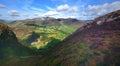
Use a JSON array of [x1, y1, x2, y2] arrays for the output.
[[9, 18, 86, 52], [0, 4, 120, 66]]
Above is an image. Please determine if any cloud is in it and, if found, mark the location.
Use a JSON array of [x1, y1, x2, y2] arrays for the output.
[[46, 6, 55, 11], [0, 4, 6, 8], [56, 4, 79, 13], [43, 11, 59, 16], [34, 13, 42, 17], [87, 1, 120, 16], [33, 4, 80, 19], [71, 6, 79, 12], [22, 0, 35, 11], [57, 4, 70, 11], [8, 10, 20, 16], [23, 14, 30, 17], [31, 7, 46, 12]]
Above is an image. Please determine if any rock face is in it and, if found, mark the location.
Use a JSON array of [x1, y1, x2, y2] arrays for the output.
[[0, 23, 33, 59]]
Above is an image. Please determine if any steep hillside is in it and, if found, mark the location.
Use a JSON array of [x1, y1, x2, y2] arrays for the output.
[[40, 10, 120, 66], [2, 10, 120, 66], [0, 23, 34, 60], [49, 10, 120, 66]]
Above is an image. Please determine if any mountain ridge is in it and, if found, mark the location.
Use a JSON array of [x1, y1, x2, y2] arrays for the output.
[[43, 10, 120, 66], [0, 10, 120, 66]]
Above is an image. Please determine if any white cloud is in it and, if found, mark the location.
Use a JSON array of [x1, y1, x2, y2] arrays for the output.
[[46, 6, 55, 11], [34, 13, 43, 17], [33, 4, 79, 19], [8, 10, 20, 16], [87, 1, 120, 16], [23, 14, 30, 17], [34, 11, 59, 17], [22, 0, 35, 11], [43, 11, 59, 16], [31, 7, 45, 12], [0, 4, 6, 8], [71, 6, 79, 12], [57, 4, 70, 11]]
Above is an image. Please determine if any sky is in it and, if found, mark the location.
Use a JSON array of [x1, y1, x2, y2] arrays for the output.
[[0, 0, 120, 20]]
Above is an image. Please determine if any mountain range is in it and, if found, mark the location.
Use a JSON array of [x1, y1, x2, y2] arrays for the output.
[[8, 18, 87, 49], [0, 10, 120, 66]]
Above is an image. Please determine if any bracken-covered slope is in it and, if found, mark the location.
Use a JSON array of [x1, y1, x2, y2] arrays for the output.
[[1, 10, 120, 66]]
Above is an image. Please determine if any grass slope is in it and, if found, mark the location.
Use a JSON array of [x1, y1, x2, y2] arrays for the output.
[[0, 23, 35, 60]]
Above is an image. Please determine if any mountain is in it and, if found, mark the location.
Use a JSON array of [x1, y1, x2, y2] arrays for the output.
[[0, 19, 11, 23], [1, 10, 119, 66], [40, 10, 120, 66], [8, 18, 87, 49], [0, 23, 34, 60], [0, 19, 6, 23], [9, 17, 86, 28]]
